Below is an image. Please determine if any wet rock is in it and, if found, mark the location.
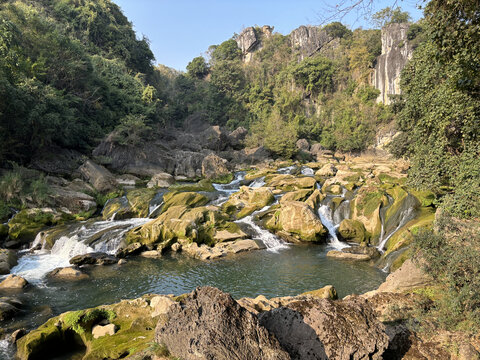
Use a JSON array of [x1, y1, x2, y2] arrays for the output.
[[0, 275, 28, 289], [117, 259, 127, 265], [327, 246, 380, 262], [201, 153, 231, 181], [315, 163, 337, 177], [69, 252, 117, 266], [115, 242, 143, 258], [279, 189, 313, 204], [155, 286, 290, 360], [215, 239, 266, 254], [301, 285, 338, 300], [266, 174, 316, 191], [47, 267, 89, 280], [182, 242, 225, 260], [11, 328, 28, 342], [223, 186, 275, 219], [265, 201, 327, 242], [338, 219, 368, 243], [140, 250, 162, 258], [259, 296, 388, 360], [79, 160, 118, 192], [0, 298, 21, 321], [92, 323, 117, 339], [0, 249, 18, 275], [147, 172, 175, 188]]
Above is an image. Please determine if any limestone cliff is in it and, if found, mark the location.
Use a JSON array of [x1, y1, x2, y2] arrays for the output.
[[373, 23, 413, 105], [236, 26, 273, 62]]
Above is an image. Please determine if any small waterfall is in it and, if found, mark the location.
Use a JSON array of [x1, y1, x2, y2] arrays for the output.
[[317, 205, 348, 250], [277, 165, 296, 174], [211, 172, 245, 206], [377, 206, 416, 252], [236, 215, 287, 252], [301, 167, 314, 176], [8, 218, 149, 283], [249, 176, 266, 188], [333, 200, 350, 225], [148, 191, 166, 217]]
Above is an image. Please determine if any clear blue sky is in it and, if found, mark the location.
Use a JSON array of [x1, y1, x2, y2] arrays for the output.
[[113, 0, 423, 71]]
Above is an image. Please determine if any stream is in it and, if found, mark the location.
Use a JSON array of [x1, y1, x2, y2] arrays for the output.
[[0, 167, 389, 359]]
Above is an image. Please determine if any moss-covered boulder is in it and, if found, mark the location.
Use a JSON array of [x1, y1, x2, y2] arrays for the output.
[[324, 184, 343, 195], [162, 191, 209, 213], [8, 209, 71, 247], [409, 188, 436, 207], [301, 285, 338, 300], [264, 201, 327, 243], [338, 219, 369, 244], [125, 188, 158, 218], [16, 297, 158, 360], [101, 197, 134, 220], [305, 189, 326, 210], [265, 174, 316, 192], [125, 205, 244, 250], [223, 186, 275, 219], [279, 189, 313, 204], [245, 168, 276, 181]]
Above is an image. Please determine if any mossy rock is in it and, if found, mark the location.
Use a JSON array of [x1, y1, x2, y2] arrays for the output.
[[126, 188, 158, 218], [102, 197, 135, 220], [169, 179, 215, 192], [8, 209, 71, 245], [265, 174, 316, 192], [162, 192, 209, 213], [279, 189, 313, 204], [17, 297, 157, 360], [409, 188, 436, 207], [222, 186, 275, 219], [211, 173, 234, 184], [301, 285, 338, 300], [324, 184, 343, 195], [244, 168, 276, 181], [338, 219, 368, 244], [304, 189, 326, 210]]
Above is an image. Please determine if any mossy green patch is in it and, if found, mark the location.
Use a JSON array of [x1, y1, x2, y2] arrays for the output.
[[409, 188, 436, 207], [162, 192, 209, 213], [211, 173, 234, 184], [126, 188, 157, 218]]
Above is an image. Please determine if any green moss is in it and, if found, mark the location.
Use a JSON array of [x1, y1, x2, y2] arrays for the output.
[[16, 318, 64, 360], [390, 247, 413, 272], [94, 190, 123, 208], [169, 179, 215, 192], [409, 188, 436, 207], [8, 209, 65, 244], [211, 173, 234, 184], [126, 188, 157, 218], [162, 192, 209, 212]]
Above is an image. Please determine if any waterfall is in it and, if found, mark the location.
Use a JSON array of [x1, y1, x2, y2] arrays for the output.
[[317, 205, 348, 250], [236, 215, 287, 252], [249, 176, 266, 188], [212, 172, 245, 206], [277, 165, 296, 174], [301, 166, 314, 176], [8, 218, 149, 283], [377, 206, 416, 252]]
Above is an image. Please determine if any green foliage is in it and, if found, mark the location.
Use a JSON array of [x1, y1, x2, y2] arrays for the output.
[[186, 56, 209, 79], [396, 0, 480, 218], [324, 22, 352, 39], [112, 114, 152, 146], [413, 214, 480, 331], [209, 39, 241, 64], [372, 7, 411, 28], [290, 56, 337, 94]]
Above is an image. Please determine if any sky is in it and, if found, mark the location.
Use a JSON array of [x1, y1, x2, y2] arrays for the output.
[[113, 0, 423, 71]]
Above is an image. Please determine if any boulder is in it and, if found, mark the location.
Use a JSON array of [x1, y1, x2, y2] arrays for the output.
[[49, 185, 97, 213], [259, 296, 388, 360], [150, 295, 175, 318], [265, 201, 327, 242], [201, 154, 231, 181], [155, 287, 290, 360], [30, 146, 84, 176], [69, 252, 117, 266], [228, 127, 248, 148], [301, 285, 338, 300], [92, 323, 117, 339], [215, 239, 266, 254], [327, 246, 380, 262], [375, 259, 432, 293], [296, 138, 310, 151], [182, 242, 225, 260], [47, 267, 89, 280], [0, 275, 28, 289], [223, 186, 275, 219], [79, 160, 118, 192], [162, 191, 209, 212], [102, 196, 133, 220], [116, 174, 140, 187], [0, 298, 21, 321], [338, 219, 368, 243], [266, 174, 316, 191], [147, 172, 175, 188], [279, 189, 313, 204], [315, 163, 337, 177], [0, 249, 18, 275]]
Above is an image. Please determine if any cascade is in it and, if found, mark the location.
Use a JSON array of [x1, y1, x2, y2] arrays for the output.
[[377, 206, 416, 252], [276, 165, 296, 174], [317, 204, 348, 250], [301, 166, 314, 176], [249, 176, 266, 188]]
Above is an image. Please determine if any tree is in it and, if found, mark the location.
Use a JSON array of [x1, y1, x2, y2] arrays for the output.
[[186, 56, 209, 79], [372, 7, 411, 28]]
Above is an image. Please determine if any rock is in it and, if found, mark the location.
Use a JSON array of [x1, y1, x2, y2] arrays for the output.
[[228, 127, 248, 148], [115, 242, 143, 258], [301, 285, 338, 300], [47, 267, 89, 280], [49, 185, 97, 213], [0, 249, 18, 275], [140, 250, 162, 258], [259, 296, 388, 360], [147, 172, 175, 188], [126, 188, 158, 217], [150, 296, 175, 317], [223, 186, 275, 219], [375, 259, 432, 293], [79, 160, 118, 192], [162, 191, 209, 212], [327, 250, 372, 261], [327, 246, 380, 262], [237, 146, 272, 165], [213, 229, 247, 242], [216, 239, 266, 254], [290, 25, 333, 60], [0, 299, 21, 321], [0, 223, 8, 239], [266, 174, 316, 191], [11, 328, 27, 342], [0, 274, 28, 289], [101, 196, 134, 220], [305, 189, 326, 209], [155, 286, 290, 360], [296, 138, 310, 151], [171, 243, 181, 252], [265, 201, 327, 242], [325, 184, 342, 194], [182, 242, 225, 260], [236, 27, 260, 61], [116, 174, 140, 187], [201, 154, 231, 180], [279, 189, 313, 204], [315, 163, 338, 177], [117, 259, 127, 265], [69, 252, 117, 266], [30, 146, 84, 176], [92, 323, 117, 339], [338, 219, 368, 243]]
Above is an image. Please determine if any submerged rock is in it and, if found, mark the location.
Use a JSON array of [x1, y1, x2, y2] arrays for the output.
[[155, 286, 290, 360], [258, 296, 389, 360], [327, 246, 380, 262], [69, 252, 117, 266]]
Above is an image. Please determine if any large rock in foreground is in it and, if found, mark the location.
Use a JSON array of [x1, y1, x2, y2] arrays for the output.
[[259, 296, 389, 360], [155, 287, 290, 360]]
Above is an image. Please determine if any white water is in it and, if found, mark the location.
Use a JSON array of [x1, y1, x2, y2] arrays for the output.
[[318, 204, 348, 250], [237, 215, 287, 252], [277, 165, 296, 174], [249, 176, 266, 188], [377, 207, 415, 252], [8, 218, 149, 283], [0, 339, 14, 360], [301, 167, 314, 176]]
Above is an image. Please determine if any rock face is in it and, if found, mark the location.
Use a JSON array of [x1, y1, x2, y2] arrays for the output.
[[0, 249, 18, 274], [201, 153, 230, 180], [290, 26, 333, 61], [155, 286, 290, 360], [374, 23, 413, 104], [259, 296, 389, 360], [79, 160, 117, 192], [236, 26, 273, 62], [375, 258, 432, 293], [223, 186, 275, 219]]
